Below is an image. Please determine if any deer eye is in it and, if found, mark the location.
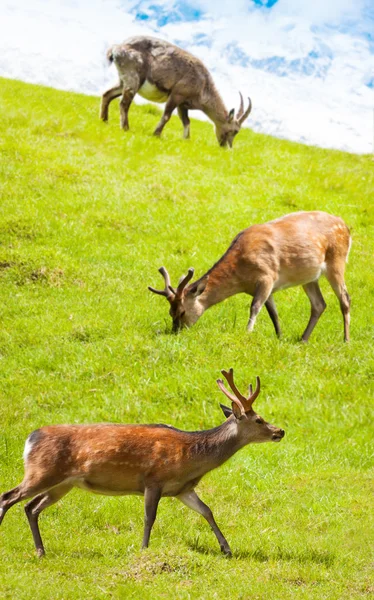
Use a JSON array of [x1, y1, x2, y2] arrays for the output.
[[255, 418, 263, 425]]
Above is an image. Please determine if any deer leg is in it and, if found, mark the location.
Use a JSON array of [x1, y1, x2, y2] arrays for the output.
[[177, 106, 190, 139], [0, 484, 32, 525], [301, 281, 326, 342], [177, 490, 232, 556], [100, 83, 122, 121], [24, 483, 73, 557], [0, 477, 51, 525], [142, 487, 161, 549], [247, 279, 273, 333], [119, 89, 136, 131], [265, 295, 281, 337], [325, 262, 351, 342], [153, 96, 177, 137]]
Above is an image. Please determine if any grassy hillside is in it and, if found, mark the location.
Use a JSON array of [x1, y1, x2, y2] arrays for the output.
[[0, 77, 373, 599]]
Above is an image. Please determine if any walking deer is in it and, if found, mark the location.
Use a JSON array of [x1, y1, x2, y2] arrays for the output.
[[100, 36, 252, 147], [149, 211, 351, 342], [0, 370, 284, 557]]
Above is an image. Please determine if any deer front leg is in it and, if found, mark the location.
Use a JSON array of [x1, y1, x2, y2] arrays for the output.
[[142, 487, 161, 549], [100, 83, 122, 122], [120, 89, 136, 131], [247, 280, 273, 333], [153, 96, 177, 137], [177, 105, 190, 139], [177, 490, 232, 556]]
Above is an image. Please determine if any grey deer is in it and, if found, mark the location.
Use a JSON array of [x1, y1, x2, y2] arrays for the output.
[[100, 36, 252, 147]]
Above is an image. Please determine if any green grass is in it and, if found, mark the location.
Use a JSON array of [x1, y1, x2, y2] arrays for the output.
[[0, 77, 373, 599]]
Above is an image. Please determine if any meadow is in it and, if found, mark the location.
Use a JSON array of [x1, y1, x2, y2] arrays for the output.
[[0, 77, 373, 599]]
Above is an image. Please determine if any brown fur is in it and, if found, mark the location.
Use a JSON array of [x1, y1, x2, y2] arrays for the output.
[[149, 211, 351, 341], [0, 373, 284, 557], [100, 36, 251, 146]]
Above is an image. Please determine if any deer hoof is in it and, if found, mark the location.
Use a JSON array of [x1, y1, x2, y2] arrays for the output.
[[221, 545, 232, 558]]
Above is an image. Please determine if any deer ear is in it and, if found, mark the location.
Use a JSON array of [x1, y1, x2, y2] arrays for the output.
[[220, 403, 232, 418], [187, 279, 207, 298], [231, 402, 245, 420], [227, 109, 235, 123]]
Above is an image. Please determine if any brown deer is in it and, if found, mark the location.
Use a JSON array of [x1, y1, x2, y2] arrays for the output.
[[0, 370, 284, 557], [149, 211, 351, 342], [100, 36, 252, 147]]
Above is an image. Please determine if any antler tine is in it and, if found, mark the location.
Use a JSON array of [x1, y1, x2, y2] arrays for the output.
[[148, 266, 175, 299], [248, 383, 253, 396], [248, 376, 261, 406], [238, 97, 252, 125], [236, 91, 244, 120], [176, 267, 194, 296], [221, 368, 247, 404], [216, 379, 246, 418]]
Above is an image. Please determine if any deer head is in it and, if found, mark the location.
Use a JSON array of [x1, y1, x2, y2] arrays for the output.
[[217, 368, 285, 443], [148, 267, 207, 332], [215, 93, 252, 148]]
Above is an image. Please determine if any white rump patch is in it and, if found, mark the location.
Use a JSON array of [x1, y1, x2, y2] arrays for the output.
[[138, 80, 169, 103], [23, 437, 34, 462]]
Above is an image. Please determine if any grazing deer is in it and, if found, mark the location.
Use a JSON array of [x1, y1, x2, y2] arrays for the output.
[[100, 36, 252, 147], [0, 370, 284, 557], [149, 211, 351, 342]]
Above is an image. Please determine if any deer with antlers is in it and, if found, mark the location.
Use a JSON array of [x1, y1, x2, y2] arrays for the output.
[[0, 370, 284, 557], [100, 36, 252, 146], [149, 211, 351, 342]]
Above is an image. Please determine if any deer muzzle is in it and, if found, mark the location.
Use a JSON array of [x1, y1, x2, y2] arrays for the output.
[[272, 429, 285, 442], [172, 319, 183, 333]]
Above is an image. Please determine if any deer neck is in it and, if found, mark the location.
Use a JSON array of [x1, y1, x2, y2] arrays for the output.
[[192, 417, 246, 469], [201, 82, 229, 125], [200, 275, 238, 309], [193, 239, 244, 311]]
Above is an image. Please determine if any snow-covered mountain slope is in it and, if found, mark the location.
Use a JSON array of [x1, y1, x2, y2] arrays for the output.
[[0, 0, 373, 153]]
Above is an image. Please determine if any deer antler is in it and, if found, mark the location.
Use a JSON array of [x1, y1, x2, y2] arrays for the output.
[[216, 378, 247, 419], [221, 368, 247, 403], [176, 268, 194, 297], [221, 368, 260, 411], [237, 96, 252, 126], [148, 267, 176, 300]]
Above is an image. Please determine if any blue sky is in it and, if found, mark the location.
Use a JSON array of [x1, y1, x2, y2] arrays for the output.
[[0, 0, 373, 152]]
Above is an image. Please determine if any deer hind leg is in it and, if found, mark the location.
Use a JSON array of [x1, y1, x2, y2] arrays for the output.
[[119, 88, 136, 132], [153, 96, 177, 137], [265, 295, 281, 337], [325, 261, 351, 342], [142, 487, 161, 549], [100, 83, 123, 122], [24, 483, 73, 557], [247, 279, 274, 333], [0, 472, 61, 525], [0, 484, 31, 525], [177, 490, 232, 556], [177, 105, 190, 139], [301, 281, 326, 342]]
